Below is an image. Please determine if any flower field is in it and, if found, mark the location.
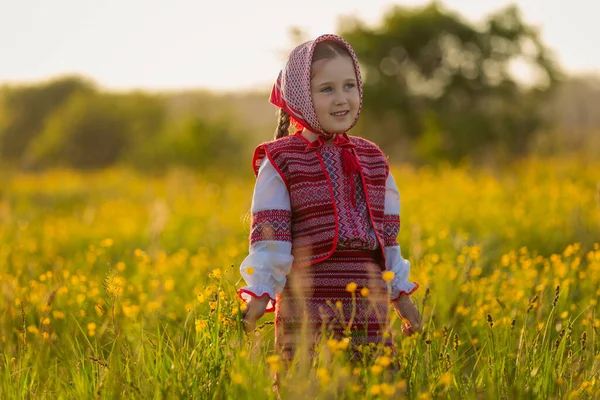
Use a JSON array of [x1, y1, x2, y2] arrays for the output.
[[0, 157, 599, 399]]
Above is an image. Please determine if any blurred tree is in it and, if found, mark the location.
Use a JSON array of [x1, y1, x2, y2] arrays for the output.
[[337, 3, 563, 163], [27, 92, 130, 169], [133, 114, 247, 172], [0, 75, 95, 164]]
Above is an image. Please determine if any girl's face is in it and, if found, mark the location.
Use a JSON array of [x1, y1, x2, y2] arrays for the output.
[[310, 55, 359, 134]]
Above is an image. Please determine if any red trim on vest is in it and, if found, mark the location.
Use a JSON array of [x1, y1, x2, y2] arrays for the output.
[[251, 133, 389, 270]]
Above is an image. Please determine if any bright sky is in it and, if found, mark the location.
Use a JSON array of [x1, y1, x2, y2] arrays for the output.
[[1, 0, 597, 92]]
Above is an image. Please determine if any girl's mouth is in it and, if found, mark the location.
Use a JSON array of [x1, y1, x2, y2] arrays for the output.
[[331, 111, 349, 117]]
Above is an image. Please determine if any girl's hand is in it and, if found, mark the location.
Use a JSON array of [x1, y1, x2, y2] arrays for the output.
[[241, 295, 270, 333], [392, 294, 422, 336]]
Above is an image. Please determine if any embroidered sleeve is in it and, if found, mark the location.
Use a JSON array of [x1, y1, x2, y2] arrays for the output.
[[383, 172, 401, 247], [238, 157, 293, 312], [383, 172, 418, 300]]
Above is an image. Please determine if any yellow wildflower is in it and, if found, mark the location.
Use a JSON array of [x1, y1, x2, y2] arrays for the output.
[[195, 319, 207, 332], [360, 287, 369, 297], [382, 271, 395, 282], [346, 282, 358, 292]]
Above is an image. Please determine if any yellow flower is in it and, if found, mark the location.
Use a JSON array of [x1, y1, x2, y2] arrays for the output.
[[232, 373, 243, 384], [381, 383, 396, 395], [346, 282, 358, 292], [209, 268, 222, 280], [266, 355, 280, 373], [197, 293, 205, 303], [371, 365, 383, 374], [316, 367, 330, 385], [195, 319, 207, 332], [439, 372, 452, 387], [100, 238, 114, 247], [370, 385, 381, 395], [376, 355, 391, 367], [41, 317, 51, 325], [382, 271, 395, 282], [164, 279, 175, 291], [245, 267, 255, 275], [360, 287, 369, 297]]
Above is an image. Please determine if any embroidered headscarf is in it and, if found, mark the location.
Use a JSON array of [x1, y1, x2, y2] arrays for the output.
[[269, 34, 363, 136], [269, 34, 364, 204]]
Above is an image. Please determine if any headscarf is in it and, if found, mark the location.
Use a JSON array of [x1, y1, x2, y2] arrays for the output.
[[268, 34, 363, 204]]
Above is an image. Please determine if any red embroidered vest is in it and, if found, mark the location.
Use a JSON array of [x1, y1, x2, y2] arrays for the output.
[[252, 133, 389, 269]]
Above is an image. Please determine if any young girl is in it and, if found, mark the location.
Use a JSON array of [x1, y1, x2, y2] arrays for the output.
[[238, 34, 421, 362]]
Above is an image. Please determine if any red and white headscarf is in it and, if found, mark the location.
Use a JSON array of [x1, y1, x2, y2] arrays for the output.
[[269, 34, 365, 203], [268, 34, 364, 137]]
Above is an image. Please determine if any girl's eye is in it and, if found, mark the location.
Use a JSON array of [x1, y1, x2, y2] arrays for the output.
[[321, 87, 332, 93], [345, 83, 355, 89]]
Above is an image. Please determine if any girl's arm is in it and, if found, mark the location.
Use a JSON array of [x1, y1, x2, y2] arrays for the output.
[[238, 157, 293, 315], [383, 171, 419, 301]]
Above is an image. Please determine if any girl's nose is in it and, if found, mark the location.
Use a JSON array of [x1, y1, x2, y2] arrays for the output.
[[334, 93, 347, 105]]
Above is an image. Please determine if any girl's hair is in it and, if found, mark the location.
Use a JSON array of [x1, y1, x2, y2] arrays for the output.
[[274, 109, 291, 140], [273, 40, 353, 140]]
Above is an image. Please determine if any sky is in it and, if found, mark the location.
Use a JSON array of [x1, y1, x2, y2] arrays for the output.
[[0, 0, 597, 92]]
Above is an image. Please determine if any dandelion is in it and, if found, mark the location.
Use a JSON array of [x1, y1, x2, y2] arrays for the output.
[[345, 282, 358, 292], [382, 271, 395, 282]]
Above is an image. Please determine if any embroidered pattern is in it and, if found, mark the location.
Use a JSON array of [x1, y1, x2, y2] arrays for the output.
[[275, 34, 364, 134], [320, 146, 377, 250], [252, 134, 389, 269], [250, 209, 292, 244], [383, 214, 400, 247], [275, 249, 394, 361]]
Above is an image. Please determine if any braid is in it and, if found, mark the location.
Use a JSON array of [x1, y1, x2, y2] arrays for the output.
[[274, 109, 291, 140]]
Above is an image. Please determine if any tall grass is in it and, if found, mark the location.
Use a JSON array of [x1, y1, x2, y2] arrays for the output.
[[0, 157, 598, 398]]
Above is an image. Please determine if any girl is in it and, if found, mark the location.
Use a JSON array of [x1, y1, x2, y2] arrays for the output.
[[238, 34, 421, 362]]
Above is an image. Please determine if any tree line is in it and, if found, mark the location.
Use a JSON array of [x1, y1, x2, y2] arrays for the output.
[[0, 3, 597, 172]]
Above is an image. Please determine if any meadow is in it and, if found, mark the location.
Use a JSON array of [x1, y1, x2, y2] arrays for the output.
[[0, 156, 599, 399]]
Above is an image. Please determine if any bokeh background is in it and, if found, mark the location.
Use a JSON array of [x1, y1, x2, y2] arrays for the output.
[[1, 0, 599, 171], [1, 2, 600, 398]]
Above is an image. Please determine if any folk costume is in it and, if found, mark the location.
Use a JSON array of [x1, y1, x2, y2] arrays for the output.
[[238, 34, 418, 360]]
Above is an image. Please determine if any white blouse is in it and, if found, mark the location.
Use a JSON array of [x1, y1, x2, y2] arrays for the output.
[[238, 157, 417, 311]]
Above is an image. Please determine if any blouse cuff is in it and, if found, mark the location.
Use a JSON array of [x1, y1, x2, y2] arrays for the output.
[[238, 287, 277, 312], [385, 245, 419, 301]]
